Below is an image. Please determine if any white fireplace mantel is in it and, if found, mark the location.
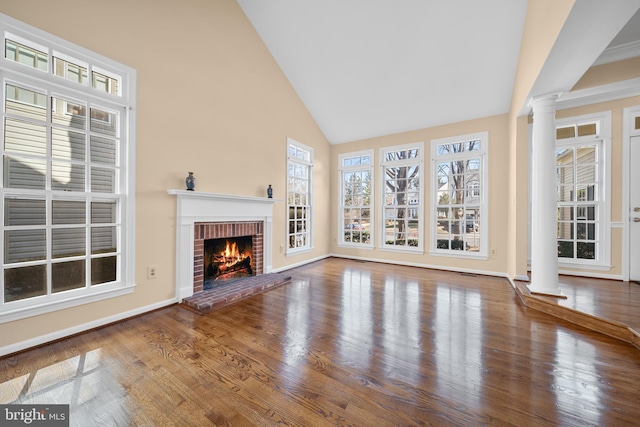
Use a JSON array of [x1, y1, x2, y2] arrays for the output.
[[168, 190, 280, 300]]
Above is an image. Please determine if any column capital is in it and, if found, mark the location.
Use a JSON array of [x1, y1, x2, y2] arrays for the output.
[[528, 93, 561, 114]]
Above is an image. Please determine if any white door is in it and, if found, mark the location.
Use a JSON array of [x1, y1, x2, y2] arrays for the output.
[[631, 135, 640, 281]]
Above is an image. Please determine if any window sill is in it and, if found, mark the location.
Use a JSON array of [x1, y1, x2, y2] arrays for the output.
[[379, 246, 424, 255], [337, 243, 374, 250], [0, 284, 136, 324], [430, 250, 489, 260], [558, 261, 612, 271]]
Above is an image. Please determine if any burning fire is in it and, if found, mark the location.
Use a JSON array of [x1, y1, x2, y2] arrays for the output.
[[215, 240, 249, 267]]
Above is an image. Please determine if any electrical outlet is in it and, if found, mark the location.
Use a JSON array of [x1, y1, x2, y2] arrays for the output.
[[147, 266, 157, 279], [279, 245, 284, 253], [491, 248, 497, 256]]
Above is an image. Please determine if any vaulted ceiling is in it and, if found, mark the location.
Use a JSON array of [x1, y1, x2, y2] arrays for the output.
[[238, 1, 640, 145]]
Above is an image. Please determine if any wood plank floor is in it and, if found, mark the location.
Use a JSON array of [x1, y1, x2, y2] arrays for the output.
[[2, 257, 640, 426]]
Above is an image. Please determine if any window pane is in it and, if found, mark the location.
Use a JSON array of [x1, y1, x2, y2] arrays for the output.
[[3, 155, 46, 189], [5, 39, 48, 71], [90, 135, 116, 165], [54, 57, 88, 84], [52, 228, 86, 258], [91, 167, 115, 193], [90, 107, 117, 137], [576, 242, 595, 259], [52, 260, 86, 293], [91, 226, 116, 254], [5, 84, 46, 121], [4, 118, 47, 155], [52, 200, 86, 224], [5, 229, 46, 263], [92, 72, 119, 95], [52, 128, 85, 161], [52, 97, 87, 129], [4, 265, 47, 302], [5, 198, 46, 226], [91, 201, 116, 223], [557, 126, 575, 139], [577, 123, 597, 137], [91, 256, 117, 285], [51, 161, 85, 191]]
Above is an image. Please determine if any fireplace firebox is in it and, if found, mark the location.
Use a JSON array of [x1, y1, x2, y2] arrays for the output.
[[204, 236, 254, 288]]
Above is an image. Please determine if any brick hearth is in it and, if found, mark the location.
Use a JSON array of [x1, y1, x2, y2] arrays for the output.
[[182, 272, 291, 314]]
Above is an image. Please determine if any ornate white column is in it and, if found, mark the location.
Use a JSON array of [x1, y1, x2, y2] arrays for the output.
[[528, 95, 565, 298]]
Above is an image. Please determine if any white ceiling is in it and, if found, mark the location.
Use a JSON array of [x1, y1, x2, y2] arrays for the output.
[[237, 1, 639, 145]]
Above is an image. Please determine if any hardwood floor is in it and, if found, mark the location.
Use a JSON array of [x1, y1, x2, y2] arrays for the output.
[[2, 257, 640, 426]]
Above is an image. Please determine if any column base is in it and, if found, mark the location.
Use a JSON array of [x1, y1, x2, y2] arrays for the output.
[[527, 284, 567, 299]]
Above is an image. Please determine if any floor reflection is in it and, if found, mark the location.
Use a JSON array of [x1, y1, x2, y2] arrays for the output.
[[435, 285, 483, 407], [0, 348, 130, 425], [339, 268, 373, 369]]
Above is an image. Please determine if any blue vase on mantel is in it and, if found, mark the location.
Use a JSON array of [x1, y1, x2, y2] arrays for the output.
[[267, 184, 273, 198], [186, 172, 195, 191]]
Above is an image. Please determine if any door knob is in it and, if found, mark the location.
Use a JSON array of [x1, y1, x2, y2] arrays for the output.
[[635, 218, 640, 223], [635, 207, 640, 212]]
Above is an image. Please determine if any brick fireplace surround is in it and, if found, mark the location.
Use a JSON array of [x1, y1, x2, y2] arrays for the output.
[[168, 190, 279, 301]]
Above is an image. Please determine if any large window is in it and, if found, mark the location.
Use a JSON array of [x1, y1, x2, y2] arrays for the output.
[[287, 138, 313, 254], [555, 114, 610, 267], [431, 132, 487, 257], [380, 142, 423, 251], [339, 150, 373, 247], [0, 14, 136, 322]]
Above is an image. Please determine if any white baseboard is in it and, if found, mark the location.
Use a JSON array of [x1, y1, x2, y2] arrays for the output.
[[329, 253, 513, 281], [272, 254, 330, 273], [0, 297, 178, 357]]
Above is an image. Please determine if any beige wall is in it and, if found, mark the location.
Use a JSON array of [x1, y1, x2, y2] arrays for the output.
[[572, 57, 640, 91], [0, 0, 331, 350], [330, 114, 510, 276]]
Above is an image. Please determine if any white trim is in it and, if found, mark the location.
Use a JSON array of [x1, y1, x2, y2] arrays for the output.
[[558, 269, 624, 281], [622, 105, 640, 281], [273, 253, 330, 273], [557, 78, 640, 111], [0, 297, 175, 357], [593, 40, 640, 66], [167, 190, 279, 300], [330, 253, 512, 281]]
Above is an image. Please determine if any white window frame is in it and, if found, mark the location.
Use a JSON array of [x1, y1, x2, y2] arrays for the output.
[[430, 132, 488, 259], [554, 112, 611, 270], [338, 149, 374, 249], [286, 137, 313, 255], [0, 13, 137, 323], [379, 142, 424, 253]]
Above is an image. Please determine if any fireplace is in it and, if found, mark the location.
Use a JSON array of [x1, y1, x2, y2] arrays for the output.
[[168, 190, 278, 300]]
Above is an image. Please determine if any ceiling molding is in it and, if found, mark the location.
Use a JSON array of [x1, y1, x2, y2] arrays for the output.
[[556, 77, 640, 110], [593, 40, 640, 66]]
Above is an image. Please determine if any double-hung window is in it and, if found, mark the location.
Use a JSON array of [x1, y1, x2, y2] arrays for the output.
[[380, 142, 423, 251], [286, 138, 313, 254], [339, 150, 373, 247], [431, 132, 488, 257], [555, 113, 610, 267], [0, 14, 136, 322]]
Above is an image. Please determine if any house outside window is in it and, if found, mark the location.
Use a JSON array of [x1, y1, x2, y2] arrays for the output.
[[555, 113, 611, 268], [286, 138, 313, 254], [431, 132, 488, 258], [380, 142, 423, 252], [0, 13, 136, 322], [339, 150, 373, 248]]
